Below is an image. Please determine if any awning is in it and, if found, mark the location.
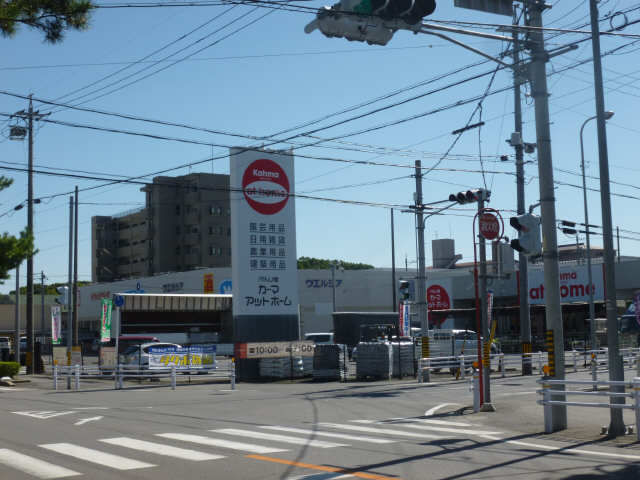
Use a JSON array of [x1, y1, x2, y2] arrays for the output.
[[114, 293, 232, 312]]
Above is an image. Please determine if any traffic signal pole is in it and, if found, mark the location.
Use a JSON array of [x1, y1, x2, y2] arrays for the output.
[[526, 0, 566, 430], [25, 97, 34, 374], [477, 199, 492, 408], [512, 6, 532, 376]]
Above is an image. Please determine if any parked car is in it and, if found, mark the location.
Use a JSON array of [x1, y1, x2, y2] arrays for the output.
[[122, 342, 181, 370], [0, 337, 11, 349]]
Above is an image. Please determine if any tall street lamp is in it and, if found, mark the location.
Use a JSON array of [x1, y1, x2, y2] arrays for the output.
[[580, 110, 614, 350]]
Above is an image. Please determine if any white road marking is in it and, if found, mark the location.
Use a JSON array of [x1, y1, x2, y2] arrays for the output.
[[0, 448, 80, 479], [40, 443, 155, 470], [261, 426, 396, 444], [385, 418, 474, 427], [76, 407, 109, 410], [483, 436, 640, 461], [74, 416, 103, 426], [0, 387, 26, 391], [156, 433, 287, 454], [100, 437, 224, 461], [14, 411, 77, 419], [317, 423, 441, 439], [364, 421, 501, 437], [424, 403, 461, 417], [212, 429, 348, 448]]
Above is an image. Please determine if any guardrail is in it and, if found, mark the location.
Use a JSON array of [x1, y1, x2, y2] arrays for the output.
[[417, 348, 640, 383], [536, 377, 640, 440], [53, 364, 235, 391]]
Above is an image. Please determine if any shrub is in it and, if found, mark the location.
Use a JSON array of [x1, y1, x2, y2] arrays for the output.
[[0, 362, 20, 377]]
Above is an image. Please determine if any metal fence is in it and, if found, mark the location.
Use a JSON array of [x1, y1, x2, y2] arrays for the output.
[[52, 364, 235, 391]]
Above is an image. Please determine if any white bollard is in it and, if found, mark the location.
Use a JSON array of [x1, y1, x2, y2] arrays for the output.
[[472, 372, 480, 413], [74, 364, 80, 391], [634, 377, 640, 442], [543, 381, 553, 433], [459, 356, 466, 380], [53, 364, 58, 390], [500, 353, 505, 378], [171, 365, 176, 390], [231, 369, 236, 390], [573, 350, 578, 373]]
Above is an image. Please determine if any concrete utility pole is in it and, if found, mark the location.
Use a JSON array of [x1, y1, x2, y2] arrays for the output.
[[512, 6, 532, 376], [25, 96, 34, 374], [414, 161, 428, 335], [40, 271, 45, 337], [478, 200, 491, 407], [391, 208, 397, 311], [526, 0, 566, 430], [67, 196, 74, 362], [14, 265, 20, 363], [73, 186, 79, 346], [588, 0, 625, 436]]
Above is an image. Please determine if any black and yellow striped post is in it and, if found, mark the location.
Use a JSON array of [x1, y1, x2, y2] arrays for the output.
[[545, 329, 555, 377], [522, 341, 532, 375], [421, 336, 430, 358]]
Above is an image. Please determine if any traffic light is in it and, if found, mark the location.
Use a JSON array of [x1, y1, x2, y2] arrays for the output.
[[399, 280, 410, 300], [304, 0, 436, 45], [55, 286, 69, 307], [509, 214, 542, 257], [448, 188, 490, 204]]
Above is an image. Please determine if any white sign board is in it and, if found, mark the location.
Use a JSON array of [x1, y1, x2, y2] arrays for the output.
[[528, 264, 604, 305], [230, 148, 298, 316], [240, 341, 314, 359]]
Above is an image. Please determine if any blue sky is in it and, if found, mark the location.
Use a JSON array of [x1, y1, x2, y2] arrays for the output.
[[1, 0, 639, 292]]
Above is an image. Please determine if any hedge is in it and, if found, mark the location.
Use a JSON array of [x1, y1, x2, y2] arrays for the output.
[[0, 362, 20, 377]]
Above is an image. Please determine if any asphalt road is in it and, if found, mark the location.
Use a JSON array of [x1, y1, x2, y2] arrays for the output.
[[1, 371, 639, 480]]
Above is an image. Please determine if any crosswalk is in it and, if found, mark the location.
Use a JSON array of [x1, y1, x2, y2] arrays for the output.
[[0, 417, 499, 478]]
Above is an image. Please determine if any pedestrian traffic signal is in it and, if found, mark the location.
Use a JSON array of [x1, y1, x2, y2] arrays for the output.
[[509, 214, 542, 257], [55, 286, 69, 306], [304, 0, 436, 45], [448, 188, 490, 204]]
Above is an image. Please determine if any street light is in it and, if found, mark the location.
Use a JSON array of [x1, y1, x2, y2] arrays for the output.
[[580, 110, 614, 350]]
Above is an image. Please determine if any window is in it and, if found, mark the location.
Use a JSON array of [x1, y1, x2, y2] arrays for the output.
[[208, 226, 213, 235], [209, 246, 214, 256], [175, 205, 180, 215]]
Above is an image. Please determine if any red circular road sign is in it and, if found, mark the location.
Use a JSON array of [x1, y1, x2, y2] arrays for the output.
[[479, 212, 500, 240], [427, 284, 451, 311], [242, 158, 290, 215]]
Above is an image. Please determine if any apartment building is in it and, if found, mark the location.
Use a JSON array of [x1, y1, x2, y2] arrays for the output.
[[92, 173, 231, 282]]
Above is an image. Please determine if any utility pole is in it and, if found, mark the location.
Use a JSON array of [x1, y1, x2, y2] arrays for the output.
[[513, 5, 532, 376], [414, 161, 428, 335], [14, 265, 20, 364], [478, 199, 491, 408], [40, 271, 45, 337], [526, 0, 566, 430], [391, 209, 397, 311], [588, 0, 625, 436], [73, 186, 79, 346], [67, 196, 74, 365], [25, 96, 34, 374]]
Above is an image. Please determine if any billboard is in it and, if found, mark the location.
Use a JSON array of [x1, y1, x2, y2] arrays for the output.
[[528, 264, 604, 305], [148, 345, 217, 370], [230, 148, 298, 316]]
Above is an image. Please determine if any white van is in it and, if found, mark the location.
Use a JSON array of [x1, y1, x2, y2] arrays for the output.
[[304, 332, 334, 345]]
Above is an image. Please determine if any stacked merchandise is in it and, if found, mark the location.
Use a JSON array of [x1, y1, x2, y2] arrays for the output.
[[312, 344, 346, 381], [259, 357, 304, 378], [391, 341, 415, 377], [356, 342, 393, 380]]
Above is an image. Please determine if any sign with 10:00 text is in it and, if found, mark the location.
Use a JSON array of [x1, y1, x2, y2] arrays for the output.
[[230, 148, 298, 316]]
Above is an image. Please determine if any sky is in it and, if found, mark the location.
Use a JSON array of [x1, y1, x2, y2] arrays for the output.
[[1, 0, 640, 292]]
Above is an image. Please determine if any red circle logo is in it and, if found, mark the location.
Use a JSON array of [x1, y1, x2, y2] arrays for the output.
[[427, 285, 451, 311], [479, 213, 500, 240], [242, 159, 290, 215]]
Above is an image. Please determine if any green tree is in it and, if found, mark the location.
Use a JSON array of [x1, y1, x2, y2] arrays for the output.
[[297, 256, 374, 270], [0, 176, 35, 283], [0, 0, 92, 43]]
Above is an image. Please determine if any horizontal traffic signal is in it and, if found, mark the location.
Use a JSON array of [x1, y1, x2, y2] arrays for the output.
[[448, 188, 490, 204]]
